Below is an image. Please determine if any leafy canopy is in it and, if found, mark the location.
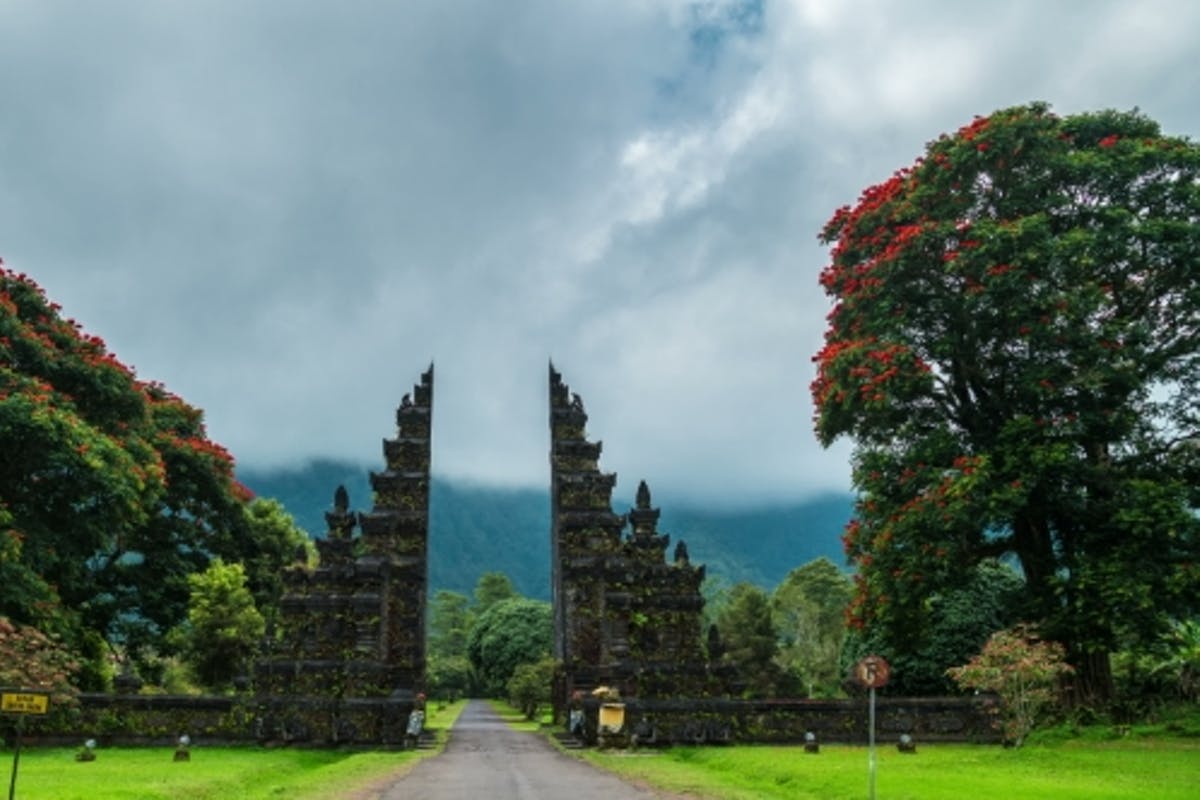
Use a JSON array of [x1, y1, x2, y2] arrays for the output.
[[0, 265, 298, 682], [466, 596, 552, 697], [177, 559, 265, 689], [812, 104, 1200, 694], [771, 557, 853, 697], [716, 582, 784, 698]]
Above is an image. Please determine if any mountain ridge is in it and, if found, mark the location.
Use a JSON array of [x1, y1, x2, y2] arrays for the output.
[[239, 459, 853, 599]]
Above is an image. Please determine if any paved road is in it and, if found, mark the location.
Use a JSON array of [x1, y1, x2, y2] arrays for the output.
[[377, 699, 666, 799]]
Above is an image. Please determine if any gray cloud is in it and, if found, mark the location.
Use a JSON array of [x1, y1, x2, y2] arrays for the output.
[[2, 0, 1198, 505]]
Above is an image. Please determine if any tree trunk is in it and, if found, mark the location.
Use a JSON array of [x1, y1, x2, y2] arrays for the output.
[[1067, 648, 1114, 708]]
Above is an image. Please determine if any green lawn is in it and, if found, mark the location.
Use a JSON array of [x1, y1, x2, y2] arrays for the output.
[[488, 699, 554, 733], [580, 736, 1200, 800], [0, 700, 466, 800]]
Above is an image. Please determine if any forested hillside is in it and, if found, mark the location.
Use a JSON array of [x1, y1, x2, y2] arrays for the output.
[[239, 459, 852, 598]]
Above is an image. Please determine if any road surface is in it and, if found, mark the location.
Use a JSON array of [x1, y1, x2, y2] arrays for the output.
[[376, 699, 672, 799]]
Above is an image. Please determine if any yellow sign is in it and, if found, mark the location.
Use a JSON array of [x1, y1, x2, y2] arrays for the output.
[[598, 702, 625, 734], [1, 692, 50, 715]]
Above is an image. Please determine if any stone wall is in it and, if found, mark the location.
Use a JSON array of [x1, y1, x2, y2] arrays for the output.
[[16, 692, 997, 748], [580, 695, 1002, 746], [18, 693, 251, 747]]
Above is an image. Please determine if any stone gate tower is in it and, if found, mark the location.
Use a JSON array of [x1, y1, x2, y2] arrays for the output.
[[254, 365, 433, 745], [549, 364, 710, 704]]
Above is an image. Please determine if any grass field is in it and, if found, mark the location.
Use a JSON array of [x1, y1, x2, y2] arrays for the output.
[[488, 699, 553, 732], [7, 700, 1198, 799], [0, 700, 466, 800], [581, 732, 1200, 800], [495, 698, 1200, 799]]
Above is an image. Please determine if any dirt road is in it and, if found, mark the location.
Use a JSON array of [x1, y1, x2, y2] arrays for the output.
[[375, 699, 668, 799]]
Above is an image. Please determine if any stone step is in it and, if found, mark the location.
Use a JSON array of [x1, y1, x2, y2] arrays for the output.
[[553, 731, 585, 750]]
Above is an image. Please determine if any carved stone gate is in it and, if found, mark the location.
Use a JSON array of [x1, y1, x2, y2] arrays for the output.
[[249, 363, 997, 746], [253, 363, 720, 743], [254, 367, 433, 744], [549, 365, 720, 704]]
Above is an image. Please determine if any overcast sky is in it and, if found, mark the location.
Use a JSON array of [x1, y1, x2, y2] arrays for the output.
[[2, 1, 1198, 505]]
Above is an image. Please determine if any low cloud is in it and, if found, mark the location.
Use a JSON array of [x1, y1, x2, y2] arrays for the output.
[[1, 0, 1196, 505]]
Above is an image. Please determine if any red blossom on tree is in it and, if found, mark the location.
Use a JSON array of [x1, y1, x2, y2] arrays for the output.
[[0, 265, 266, 683], [812, 103, 1200, 703]]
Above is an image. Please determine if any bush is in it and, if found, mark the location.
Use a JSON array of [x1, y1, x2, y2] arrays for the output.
[[466, 598, 551, 697], [507, 657, 557, 720], [0, 615, 79, 706], [948, 624, 1073, 746]]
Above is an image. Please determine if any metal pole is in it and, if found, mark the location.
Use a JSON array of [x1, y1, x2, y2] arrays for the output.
[[868, 685, 877, 800], [8, 717, 22, 800]]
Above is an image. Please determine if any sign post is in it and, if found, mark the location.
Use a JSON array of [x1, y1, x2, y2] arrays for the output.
[[2, 690, 50, 800], [853, 656, 890, 800]]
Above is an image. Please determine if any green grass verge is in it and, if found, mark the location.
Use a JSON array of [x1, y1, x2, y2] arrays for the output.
[[0, 700, 467, 800], [581, 736, 1200, 800], [486, 699, 553, 733]]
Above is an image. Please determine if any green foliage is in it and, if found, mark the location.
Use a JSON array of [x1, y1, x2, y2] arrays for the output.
[[771, 557, 853, 697], [426, 654, 472, 701], [466, 597, 552, 697], [473, 571, 517, 614], [701, 574, 734, 630], [0, 268, 259, 676], [1113, 617, 1200, 711], [428, 589, 472, 660], [239, 498, 313, 627], [73, 628, 115, 692], [716, 583, 785, 697], [177, 560, 265, 689], [506, 655, 557, 720], [813, 104, 1200, 700], [1149, 619, 1200, 701], [948, 624, 1074, 745], [426, 589, 475, 699], [845, 559, 1024, 695]]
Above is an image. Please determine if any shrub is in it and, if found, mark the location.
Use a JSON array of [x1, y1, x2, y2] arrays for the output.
[[0, 615, 79, 706], [947, 623, 1073, 745], [507, 657, 557, 720]]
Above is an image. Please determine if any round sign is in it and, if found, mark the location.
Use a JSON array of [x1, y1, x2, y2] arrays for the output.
[[855, 655, 890, 689]]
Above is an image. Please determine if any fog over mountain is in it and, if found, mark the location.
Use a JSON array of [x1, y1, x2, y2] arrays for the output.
[[241, 460, 852, 598]]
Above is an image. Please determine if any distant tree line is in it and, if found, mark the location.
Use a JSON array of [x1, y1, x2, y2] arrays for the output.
[[426, 571, 554, 719]]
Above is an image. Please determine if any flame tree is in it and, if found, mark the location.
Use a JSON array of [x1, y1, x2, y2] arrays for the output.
[[0, 264, 291, 684], [813, 103, 1200, 703]]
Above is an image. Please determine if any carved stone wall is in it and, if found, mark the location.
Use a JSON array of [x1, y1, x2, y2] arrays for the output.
[[575, 695, 1002, 746], [22, 693, 1000, 747], [253, 366, 432, 744]]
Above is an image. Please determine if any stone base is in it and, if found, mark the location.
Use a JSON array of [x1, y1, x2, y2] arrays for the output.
[[255, 694, 416, 746]]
